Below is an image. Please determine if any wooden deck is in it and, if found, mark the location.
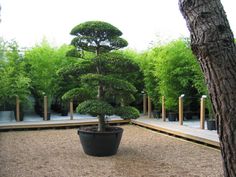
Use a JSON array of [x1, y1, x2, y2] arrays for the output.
[[0, 118, 130, 130], [131, 117, 220, 148], [0, 116, 220, 148]]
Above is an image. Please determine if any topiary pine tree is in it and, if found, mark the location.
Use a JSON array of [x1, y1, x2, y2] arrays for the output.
[[63, 21, 140, 131]]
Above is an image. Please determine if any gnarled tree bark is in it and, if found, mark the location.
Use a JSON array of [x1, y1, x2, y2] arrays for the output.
[[179, 0, 236, 176]]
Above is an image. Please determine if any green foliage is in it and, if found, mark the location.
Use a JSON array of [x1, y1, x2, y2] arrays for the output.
[[71, 53, 139, 116], [71, 21, 122, 37], [66, 46, 96, 59], [191, 61, 207, 94], [70, 21, 128, 53], [115, 106, 140, 119], [62, 88, 92, 102], [76, 100, 114, 116], [113, 50, 145, 109], [155, 39, 205, 110], [25, 40, 74, 108], [92, 52, 140, 75], [206, 98, 214, 119], [139, 51, 160, 108], [81, 74, 137, 93], [121, 49, 159, 109], [65, 21, 139, 131], [128, 38, 206, 112], [66, 48, 82, 58], [57, 59, 94, 80], [71, 53, 139, 109], [0, 39, 31, 106]]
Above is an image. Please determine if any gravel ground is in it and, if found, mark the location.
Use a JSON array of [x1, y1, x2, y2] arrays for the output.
[[0, 125, 223, 177]]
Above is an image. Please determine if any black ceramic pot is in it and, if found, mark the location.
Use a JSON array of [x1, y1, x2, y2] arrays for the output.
[[61, 109, 68, 116], [78, 126, 123, 157], [153, 110, 160, 118], [184, 112, 193, 120], [207, 120, 216, 130], [168, 112, 177, 121]]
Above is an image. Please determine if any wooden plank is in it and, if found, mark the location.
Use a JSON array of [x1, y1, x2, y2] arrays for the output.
[[0, 119, 130, 130], [131, 118, 220, 147]]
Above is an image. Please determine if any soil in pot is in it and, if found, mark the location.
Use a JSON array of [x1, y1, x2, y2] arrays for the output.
[[77, 126, 123, 157]]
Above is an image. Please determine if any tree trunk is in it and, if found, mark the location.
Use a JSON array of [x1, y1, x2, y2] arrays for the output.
[[179, 0, 236, 176], [97, 84, 106, 132], [98, 115, 106, 132], [96, 48, 106, 132]]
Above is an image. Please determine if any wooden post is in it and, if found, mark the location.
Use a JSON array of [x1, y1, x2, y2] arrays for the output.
[[162, 96, 166, 121], [200, 97, 206, 129], [179, 96, 184, 125], [44, 96, 48, 121], [70, 100, 73, 120], [148, 96, 152, 118], [143, 94, 147, 115], [16, 96, 20, 122]]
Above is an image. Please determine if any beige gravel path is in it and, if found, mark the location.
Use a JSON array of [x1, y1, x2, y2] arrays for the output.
[[0, 125, 223, 177]]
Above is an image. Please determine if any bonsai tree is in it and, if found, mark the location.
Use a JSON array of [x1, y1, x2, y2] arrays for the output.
[[63, 21, 140, 131]]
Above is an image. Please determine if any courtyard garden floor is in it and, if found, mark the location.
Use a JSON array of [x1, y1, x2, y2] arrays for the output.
[[0, 125, 223, 177]]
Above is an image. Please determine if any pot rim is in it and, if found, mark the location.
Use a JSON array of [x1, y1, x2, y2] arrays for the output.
[[77, 126, 123, 135]]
